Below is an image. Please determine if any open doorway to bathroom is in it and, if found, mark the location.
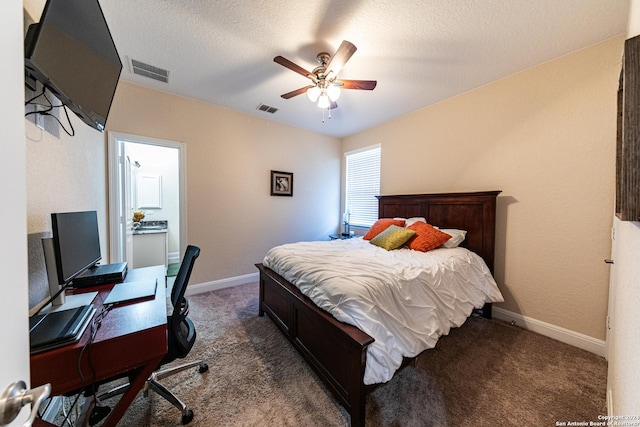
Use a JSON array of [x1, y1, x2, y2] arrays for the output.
[[107, 132, 186, 278]]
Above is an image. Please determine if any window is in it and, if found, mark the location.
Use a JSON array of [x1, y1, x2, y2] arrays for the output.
[[345, 145, 381, 227]]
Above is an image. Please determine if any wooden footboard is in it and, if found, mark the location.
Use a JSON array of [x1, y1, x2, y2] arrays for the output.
[[256, 263, 374, 427]]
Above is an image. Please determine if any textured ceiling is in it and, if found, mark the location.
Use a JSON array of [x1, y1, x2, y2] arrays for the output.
[[99, 0, 629, 138]]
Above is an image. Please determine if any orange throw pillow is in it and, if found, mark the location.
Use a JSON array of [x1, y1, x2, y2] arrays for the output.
[[406, 221, 452, 252], [363, 218, 406, 240]]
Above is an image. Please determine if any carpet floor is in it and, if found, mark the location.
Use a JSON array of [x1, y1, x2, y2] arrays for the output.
[[94, 282, 606, 427]]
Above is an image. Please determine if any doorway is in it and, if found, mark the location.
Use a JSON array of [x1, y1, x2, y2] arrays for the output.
[[108, 132, 186, 272]]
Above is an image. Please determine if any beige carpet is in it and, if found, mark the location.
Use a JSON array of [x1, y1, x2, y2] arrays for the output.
[[94, 282, 606, 427]]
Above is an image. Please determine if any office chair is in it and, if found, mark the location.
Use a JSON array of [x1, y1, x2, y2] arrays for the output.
[[95, 245, 208, 425]]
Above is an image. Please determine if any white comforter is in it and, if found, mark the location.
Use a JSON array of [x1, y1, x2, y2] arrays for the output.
[[263, 237, 504, 385]]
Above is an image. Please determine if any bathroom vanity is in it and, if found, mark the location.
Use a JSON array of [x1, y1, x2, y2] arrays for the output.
[[132, 221, 168, 269]]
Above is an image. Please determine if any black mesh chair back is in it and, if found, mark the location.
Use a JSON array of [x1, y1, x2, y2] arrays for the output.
[[165, 244, 200, 363]]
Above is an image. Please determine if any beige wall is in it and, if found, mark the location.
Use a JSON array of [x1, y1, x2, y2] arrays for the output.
[[25, 116, 109, 255], [106, 82, 341, 284], [343, 37, 623, 341]]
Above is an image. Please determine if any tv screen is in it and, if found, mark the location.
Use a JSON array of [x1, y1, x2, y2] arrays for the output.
[[24, 0, 122, 132], [51, 211, 102, 285]]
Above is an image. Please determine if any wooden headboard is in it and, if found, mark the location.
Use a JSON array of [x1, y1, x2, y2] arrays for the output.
[[377, 191, 501, 272]]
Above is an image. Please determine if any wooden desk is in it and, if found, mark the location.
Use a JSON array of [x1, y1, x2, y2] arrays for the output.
[[30, 266, 168, 427]]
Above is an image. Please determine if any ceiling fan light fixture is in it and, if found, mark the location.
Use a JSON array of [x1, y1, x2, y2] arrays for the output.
[[317, 94, 330, 109], [327, 85, 340, 102], [306, 86, 321, 102]]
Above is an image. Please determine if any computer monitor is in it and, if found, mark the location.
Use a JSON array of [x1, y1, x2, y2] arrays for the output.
[[51, 210, 102, 286]]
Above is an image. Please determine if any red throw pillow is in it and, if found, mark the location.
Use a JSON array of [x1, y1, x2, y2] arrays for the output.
[[406, 221, 452, 252], [363, 218, 406, 240]]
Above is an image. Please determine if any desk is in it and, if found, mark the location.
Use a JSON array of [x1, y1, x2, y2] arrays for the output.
[[30, 266, 167, 427]]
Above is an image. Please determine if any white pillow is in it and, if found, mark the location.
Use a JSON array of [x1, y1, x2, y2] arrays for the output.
[[440, 229, 467, 248], [394, 217, 427, 227]]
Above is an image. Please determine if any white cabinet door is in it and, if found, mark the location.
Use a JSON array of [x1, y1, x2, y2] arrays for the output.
[[132, 232, 168, 269]]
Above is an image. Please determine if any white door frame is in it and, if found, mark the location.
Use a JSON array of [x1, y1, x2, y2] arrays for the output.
[[107, 132, 187, 264]]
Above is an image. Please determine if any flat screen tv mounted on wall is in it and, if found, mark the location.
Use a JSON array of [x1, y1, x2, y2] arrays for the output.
[[24, 0, 122, 132]]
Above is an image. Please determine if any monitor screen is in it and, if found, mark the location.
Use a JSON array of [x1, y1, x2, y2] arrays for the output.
[[51, 211, 102, 285], [24, 0, 122, 132]]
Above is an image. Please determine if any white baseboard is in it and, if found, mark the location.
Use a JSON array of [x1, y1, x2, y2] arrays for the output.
[[186, 272, 258, 296], [168, 252, 180, 264], [492, 307, 606, 357]]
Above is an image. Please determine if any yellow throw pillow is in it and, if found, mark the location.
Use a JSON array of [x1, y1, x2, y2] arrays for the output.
[[369, 225, 416, 251]]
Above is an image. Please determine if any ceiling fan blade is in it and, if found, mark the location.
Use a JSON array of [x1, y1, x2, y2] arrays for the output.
[[334, 79, 377, 90], [330, 101, 338, 110], [325, 40, 357, 78], [274, 56, 317, 82], [281, 85, 314, 99]]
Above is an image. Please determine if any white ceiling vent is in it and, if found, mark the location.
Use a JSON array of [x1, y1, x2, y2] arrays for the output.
[[129, 58, 170, 83], [256, 103, 278, 114]]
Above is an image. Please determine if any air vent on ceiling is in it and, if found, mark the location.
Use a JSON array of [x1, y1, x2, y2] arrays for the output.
[[256, 103, 278, 114], [129, 58, 170, 83]]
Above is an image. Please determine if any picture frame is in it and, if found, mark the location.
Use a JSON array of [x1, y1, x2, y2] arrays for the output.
[[270, 170, 293, 196]]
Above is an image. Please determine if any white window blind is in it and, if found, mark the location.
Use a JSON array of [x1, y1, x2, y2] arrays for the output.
[[345, 145, 381, 227]]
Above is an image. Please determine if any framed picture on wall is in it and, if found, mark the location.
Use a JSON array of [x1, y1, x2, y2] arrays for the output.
[[270, 170, 293, 196]]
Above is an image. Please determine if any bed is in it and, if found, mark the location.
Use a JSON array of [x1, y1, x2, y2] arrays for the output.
[[256, 191, 502, 426]]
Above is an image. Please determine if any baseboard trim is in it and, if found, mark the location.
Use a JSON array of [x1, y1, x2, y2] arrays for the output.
[[186, 272, 258, 296], [492, 307, 606, 357], [168, 252, 180, 264]]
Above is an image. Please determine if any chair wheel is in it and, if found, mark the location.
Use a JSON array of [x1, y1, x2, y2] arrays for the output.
[[198, 363, 209, 373], [89, 405, 111, 426], [181, 409, 194, 424]]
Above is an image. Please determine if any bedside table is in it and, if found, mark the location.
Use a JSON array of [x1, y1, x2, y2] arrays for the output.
[[329, 233, 354, 240]]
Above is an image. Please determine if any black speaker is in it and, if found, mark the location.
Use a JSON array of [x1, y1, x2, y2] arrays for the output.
[[42, 237, 65, 306]]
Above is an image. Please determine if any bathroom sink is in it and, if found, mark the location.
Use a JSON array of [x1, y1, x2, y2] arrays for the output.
[[133, 221, 168, 232]]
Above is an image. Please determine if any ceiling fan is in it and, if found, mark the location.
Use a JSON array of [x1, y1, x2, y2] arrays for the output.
[[274, 40, 377, 111]]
